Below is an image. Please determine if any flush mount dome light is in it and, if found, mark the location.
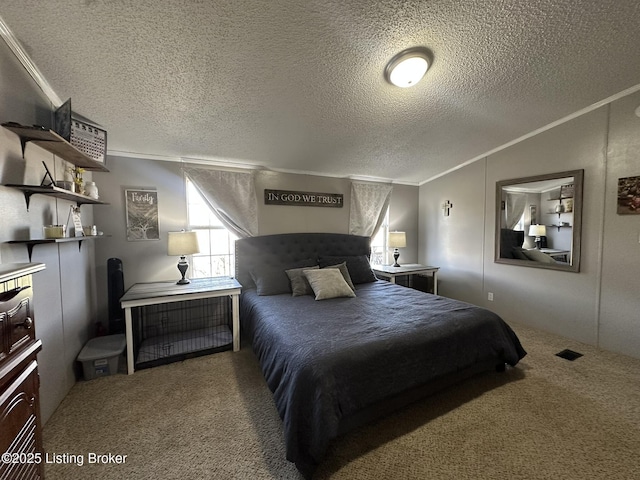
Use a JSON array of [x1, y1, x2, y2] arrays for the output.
[[385, 47, 431, 88]]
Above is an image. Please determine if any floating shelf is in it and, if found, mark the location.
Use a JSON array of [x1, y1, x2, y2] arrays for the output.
[[4, 184, 107, 210], [7, 236, 108, 261], [2, 123, 108, 172]]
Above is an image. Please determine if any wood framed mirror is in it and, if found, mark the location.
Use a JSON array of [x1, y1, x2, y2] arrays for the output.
[[495, 170, 583, 272]]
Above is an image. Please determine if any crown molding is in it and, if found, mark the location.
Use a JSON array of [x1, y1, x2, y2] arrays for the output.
[[420, 83, 640, 186], [0, 15, 62, 106]]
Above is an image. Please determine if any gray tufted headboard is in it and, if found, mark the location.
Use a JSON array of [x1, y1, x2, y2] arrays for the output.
[[235, 232, 371, 289]]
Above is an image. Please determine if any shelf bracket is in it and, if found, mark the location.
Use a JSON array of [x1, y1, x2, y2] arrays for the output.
[[26, 244, 35, 261], [19, 137, 28, 158], [22, 191, 33, 211]]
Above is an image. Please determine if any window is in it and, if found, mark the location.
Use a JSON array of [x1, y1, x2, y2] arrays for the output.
[[369, 207, 390, 265], [186, 178, 237, 278], [514, 211, 525, 232]]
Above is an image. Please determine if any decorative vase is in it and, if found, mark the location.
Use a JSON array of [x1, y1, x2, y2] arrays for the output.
[[85, 181, 99, 199]]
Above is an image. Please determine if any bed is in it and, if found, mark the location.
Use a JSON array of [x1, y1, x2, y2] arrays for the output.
[[236, 233, 526, 478]]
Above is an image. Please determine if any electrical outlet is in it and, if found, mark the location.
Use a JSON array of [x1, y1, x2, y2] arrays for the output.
[[488, 292, 494, 301]]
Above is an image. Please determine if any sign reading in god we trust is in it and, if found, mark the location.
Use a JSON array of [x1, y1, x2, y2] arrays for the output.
[[264, 189, 343, 208]]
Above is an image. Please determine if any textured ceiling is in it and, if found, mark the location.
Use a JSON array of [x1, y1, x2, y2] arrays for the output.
[[1, 1, 640, 184]]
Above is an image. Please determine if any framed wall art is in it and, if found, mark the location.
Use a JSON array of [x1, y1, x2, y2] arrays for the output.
[[125, 188, 159, 240], [617, 176, 640, 214], [529, 205, 537, 225]]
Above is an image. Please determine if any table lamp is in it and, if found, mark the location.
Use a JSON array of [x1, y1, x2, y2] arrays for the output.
[[528, 224, 546, 249], [167, 231, 200, 284], [388, 231, 406, 267]]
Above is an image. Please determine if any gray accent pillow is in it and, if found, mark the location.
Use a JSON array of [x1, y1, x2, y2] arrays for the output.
[[304, 268, 357, 301], [286, 265, 319, 296], [317, 255, 377, 284], [250, 258, 317, 295], [321, 262, 355, 292]]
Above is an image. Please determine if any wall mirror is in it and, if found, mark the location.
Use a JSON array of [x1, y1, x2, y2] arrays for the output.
[[495, 169, 583, 272]]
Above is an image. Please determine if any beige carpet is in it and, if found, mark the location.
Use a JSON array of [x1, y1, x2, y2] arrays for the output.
[[42, 322, 640, 479]]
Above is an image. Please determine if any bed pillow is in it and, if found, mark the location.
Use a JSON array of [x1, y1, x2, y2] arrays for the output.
[[286, 265, 319, 296], [521, 249, 557, 264], [250, 259, 317, 295], [321, 262, 356, 292], [318, 255, 377, 284], [303, 268, 356, 301], [511, 247, 530, 260]]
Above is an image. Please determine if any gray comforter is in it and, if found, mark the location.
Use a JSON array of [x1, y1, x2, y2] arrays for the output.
[[240, 280, 526, 477]]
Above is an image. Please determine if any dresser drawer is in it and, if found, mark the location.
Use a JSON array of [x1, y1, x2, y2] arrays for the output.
[[0, 359, 43, 480], [0, 287, 34, 362]]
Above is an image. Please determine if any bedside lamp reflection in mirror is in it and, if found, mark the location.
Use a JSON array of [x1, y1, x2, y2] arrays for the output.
[[528, 224, 547, 249]]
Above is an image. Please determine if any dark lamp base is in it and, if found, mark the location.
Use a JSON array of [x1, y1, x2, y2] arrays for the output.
[[176, 256, 190, 285], [393, 249, 401, 267]]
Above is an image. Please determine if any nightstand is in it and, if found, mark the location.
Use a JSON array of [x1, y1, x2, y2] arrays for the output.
[[371, 264, 440, 295], [120, 277, 242, 374]]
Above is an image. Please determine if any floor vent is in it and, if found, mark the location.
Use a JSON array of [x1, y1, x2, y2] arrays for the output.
[[555, 349, 583, 361]]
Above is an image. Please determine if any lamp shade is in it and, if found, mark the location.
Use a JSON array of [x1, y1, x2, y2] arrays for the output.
[[167, 231, 200, 256], [388, 231, 407, 248], [528, 224, 547, 237]]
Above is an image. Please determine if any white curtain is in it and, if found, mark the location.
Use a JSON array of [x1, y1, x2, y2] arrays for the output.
[[349, 182, 393, 237], [505, 193, 527, 229], [183, 165, 258, 238]]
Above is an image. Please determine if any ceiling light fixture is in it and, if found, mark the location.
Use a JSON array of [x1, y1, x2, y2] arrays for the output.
[[385, 47, 431, 88]]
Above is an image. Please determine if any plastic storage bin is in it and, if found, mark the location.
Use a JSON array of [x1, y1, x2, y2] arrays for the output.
[[77, 334, 126, 380]]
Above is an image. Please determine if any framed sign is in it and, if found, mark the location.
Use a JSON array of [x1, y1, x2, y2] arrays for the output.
[[264, 189, 343, 207], [125, 189, 159, 241], [70, 206, 84, 237]]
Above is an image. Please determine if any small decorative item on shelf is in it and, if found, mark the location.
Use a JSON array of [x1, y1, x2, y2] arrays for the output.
[[56, 180, 73, 191], [84, 181, 99, 199], [565, 198, 573, 212], [82, 225, 98, 236], [43, 225, 66, 239], [561, 183, 574, 198], [67, 166, 85, 194]]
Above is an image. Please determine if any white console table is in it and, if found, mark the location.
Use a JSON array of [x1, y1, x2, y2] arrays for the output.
[[120, 277, 242, 374]]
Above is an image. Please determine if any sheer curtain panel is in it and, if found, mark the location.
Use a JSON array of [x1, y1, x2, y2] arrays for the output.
[[349, 182, 393, 237], [505, 193, 527, 229], [183, 166, 258, 238]]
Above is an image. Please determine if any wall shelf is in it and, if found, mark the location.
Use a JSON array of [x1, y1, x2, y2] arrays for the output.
[[4, 184, 107, 210], [6, 236, 108, 261], [2, 123, 108, 172]]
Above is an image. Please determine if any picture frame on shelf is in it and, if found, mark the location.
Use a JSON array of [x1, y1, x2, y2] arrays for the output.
[[69, 205, 84, 237]]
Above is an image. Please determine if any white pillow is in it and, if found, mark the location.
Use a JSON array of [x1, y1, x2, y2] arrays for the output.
[[303, 268, 356, 301], [522, 249, 557, 264]]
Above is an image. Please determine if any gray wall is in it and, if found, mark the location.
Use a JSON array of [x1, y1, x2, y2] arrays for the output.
[[93, 158, 419, 326], [0, 40, 98, 424], [420, 92, 640, 359]]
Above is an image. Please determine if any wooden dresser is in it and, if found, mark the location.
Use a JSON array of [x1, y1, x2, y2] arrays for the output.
[[0, 263, 45, 480]]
